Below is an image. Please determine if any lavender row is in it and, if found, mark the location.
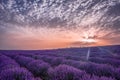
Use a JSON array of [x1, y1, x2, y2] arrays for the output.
[[89, 57, 120, 67], [0, 55, 41, 80], [14, 55, 115, 80], [13, 55, 50, 80], [32, 55, 120, 80]]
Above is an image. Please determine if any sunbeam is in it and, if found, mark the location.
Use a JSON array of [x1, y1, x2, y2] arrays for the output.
[[86, 48, 91, 61], [98, 47, 117, 56]]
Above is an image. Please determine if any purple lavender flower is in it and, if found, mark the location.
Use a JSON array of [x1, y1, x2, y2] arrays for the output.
[[48, 64, 86, 80], [27, 60, 51, 79], [0, 67, 34, 80]]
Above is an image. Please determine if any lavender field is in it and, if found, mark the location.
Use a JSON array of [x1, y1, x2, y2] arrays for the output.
[[0, 45, 120, 80]]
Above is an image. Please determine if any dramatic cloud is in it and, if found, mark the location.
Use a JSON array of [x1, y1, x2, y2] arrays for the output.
[[0, 0, 120, 49]]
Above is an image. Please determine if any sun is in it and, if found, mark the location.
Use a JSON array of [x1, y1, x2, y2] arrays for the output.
[[81, 38, 97, 43]]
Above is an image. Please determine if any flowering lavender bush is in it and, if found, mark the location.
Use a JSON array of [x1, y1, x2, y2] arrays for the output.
[[27, 60, 50, 78], [62, 59, 120, 80], [0, 55, 20, 72], [48, 64, 115, 80], [48, 64, 86, 80], [0, 67, 34, 80], [35, 77, 43, 80], [89, 57, 120, 67], [15, 56, 34, 66]]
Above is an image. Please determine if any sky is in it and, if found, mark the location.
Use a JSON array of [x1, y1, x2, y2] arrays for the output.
[[0, 0, 120, 50]]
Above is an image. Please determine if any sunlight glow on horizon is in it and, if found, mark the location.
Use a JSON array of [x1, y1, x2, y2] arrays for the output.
[[0, 25, 119, 50], [81, 38, 97, 43]]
